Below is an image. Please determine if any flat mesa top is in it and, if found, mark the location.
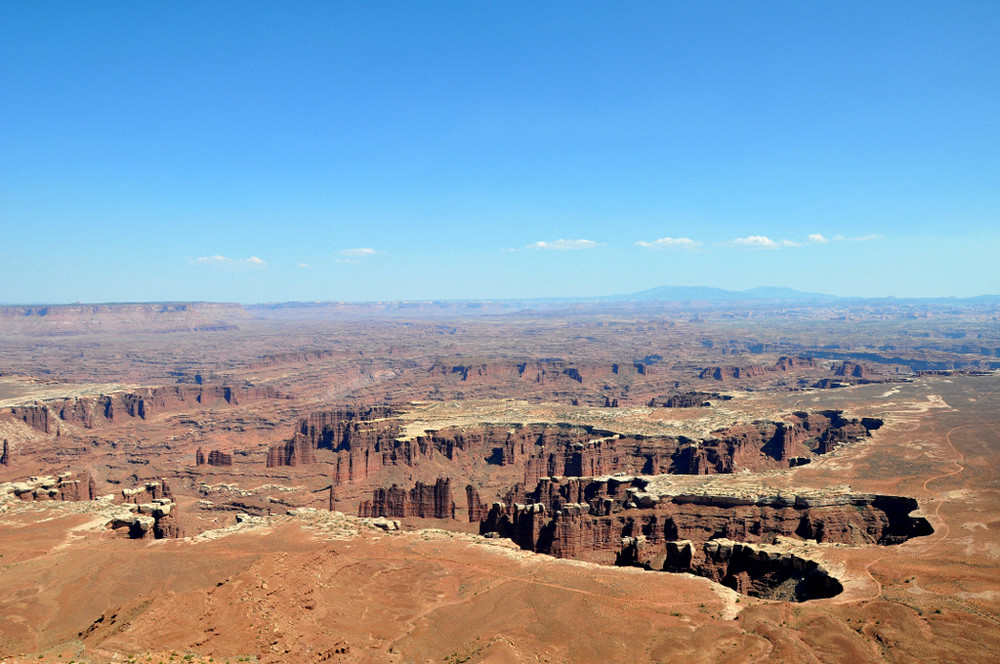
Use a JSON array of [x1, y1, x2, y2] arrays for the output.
[[393, 398, 762, 440], [0, 377, 138, 408]]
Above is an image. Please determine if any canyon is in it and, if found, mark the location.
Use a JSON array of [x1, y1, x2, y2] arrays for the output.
[[0, 301, 998, 663]]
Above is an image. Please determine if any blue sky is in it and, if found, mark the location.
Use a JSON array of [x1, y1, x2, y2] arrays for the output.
[[1, 2, 998, 303]]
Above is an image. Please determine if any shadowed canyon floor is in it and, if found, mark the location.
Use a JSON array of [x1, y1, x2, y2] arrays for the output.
[[0, 303, 998, 662]]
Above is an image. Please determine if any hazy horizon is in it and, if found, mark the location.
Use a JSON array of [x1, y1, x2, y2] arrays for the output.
[[4, 283, 1000, 309]]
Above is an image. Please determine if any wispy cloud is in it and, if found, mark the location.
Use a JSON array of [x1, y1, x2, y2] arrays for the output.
[[334, 247, 377, 264], [731, 235, 783, 249], [643, 231, 882, 252], [193, 255, 267, 267], [297, 262, 312, 268], [833, 234, 884, 242], [728, 233, 851, 249], [527, 239, 602, 251], [635, 237, 701, 249], [339, 248, 376, 258]]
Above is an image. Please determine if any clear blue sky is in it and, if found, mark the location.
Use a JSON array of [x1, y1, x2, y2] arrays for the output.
[[2, 2, 998, 303]]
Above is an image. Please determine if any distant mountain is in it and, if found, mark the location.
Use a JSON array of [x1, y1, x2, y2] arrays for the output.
[[616, 285, 838, 303]]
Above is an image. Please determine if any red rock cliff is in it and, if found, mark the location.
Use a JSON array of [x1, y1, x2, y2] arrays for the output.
[[358, 478, 456, 519]]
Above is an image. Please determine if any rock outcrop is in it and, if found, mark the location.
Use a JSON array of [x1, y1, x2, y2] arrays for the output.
[[196, 449, 232, 466], [265, 408, 880, 486], [422, 357, 687, 405], [266, 433, 318, 467], [108, 498, 181, 539], [268, 407, 541, 480], [4, 472, 93, 501], [646, 392, 726, 408], [671, 410, 882, 474], [358, 478, 456, 519], [700, 364, 772, 381], [207, 450, 232, 466], [466, 484, 487, 522], [108, 478, 182, 538], [516, 411, 881, 483], [267, 407, 399, 475], [481, 476, 932, 563], [121, 479, 173, 505], [7, 385, 284, 434], [10, 404, 54, 434], [618, 537, 843, 601], [1, 439, 8, 466], [700, 356, 818, 382], [430, 360, 595, 386]]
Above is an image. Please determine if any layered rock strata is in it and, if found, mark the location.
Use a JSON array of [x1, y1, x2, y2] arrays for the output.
[[699, 356, 817, 381], [266, 433, 318, 467], [196, 448, 233, 466], [481, 476, 932, 562], [517, 411, 882, 484], [358, 478, 456, 519], [265, 408, 881, 487], [267, 407, 399, 476], [8, 385, 283, 433], [466, 484, 487, 522]]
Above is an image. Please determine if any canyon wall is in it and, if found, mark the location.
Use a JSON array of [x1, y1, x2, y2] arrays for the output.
[[266, 408, 881, 491], [481, 476, 932, 562], [8, 385, 283, 434], [358, 478, 455, 519]]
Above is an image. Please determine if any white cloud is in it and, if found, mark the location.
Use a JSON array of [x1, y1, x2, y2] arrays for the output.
[[500, 248, 521, 253], [193, 255, 267, 267], [719, 232, 881, 250], [527, 239, 601, 251], [732, 235, 781, 249], [833, 234, 884, 242], [339, 248, 376, 258], [635, 237, 700, 249], [333, 248, 378, 264], [297, 262, 312, 268], [194, 255, 230, 265], [729, 235, 814, 249]]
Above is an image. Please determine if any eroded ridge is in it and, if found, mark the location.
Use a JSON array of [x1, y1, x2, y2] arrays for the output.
[[476, 477, 930, 600], [311, 404, 925, 602], [271, 407, 883, 480]]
